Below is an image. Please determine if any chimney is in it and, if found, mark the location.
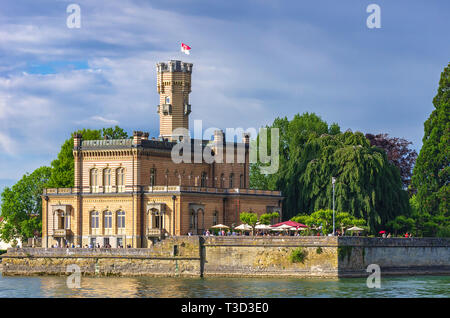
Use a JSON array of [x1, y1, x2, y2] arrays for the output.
[[73, 133, 82, 149], [214, 130, 224, 145], [133, 131, 143, 145], [242, 132, 250, 144]]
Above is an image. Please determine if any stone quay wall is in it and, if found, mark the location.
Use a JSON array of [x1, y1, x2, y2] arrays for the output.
[[337, 237, 450, 277], [1, 236, 449, 278], [202, 236, 339, 277], [1, 236, 201, 277]]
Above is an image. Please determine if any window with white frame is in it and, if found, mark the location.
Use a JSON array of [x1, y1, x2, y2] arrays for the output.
[[104, 211, 112, 228], [117, 211, 125, 230], [91, 211, 99, 230], [116, 168, 125, 192], [90, 169, 99, 193], [103, 168, 111, 193]]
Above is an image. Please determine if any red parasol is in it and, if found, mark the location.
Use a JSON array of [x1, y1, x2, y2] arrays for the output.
[[271, 221, 308, 228]]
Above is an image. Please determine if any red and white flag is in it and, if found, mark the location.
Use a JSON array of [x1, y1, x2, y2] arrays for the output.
[[181, 43, 191, 55]]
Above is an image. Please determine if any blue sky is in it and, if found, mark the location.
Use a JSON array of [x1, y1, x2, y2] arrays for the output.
[[0, 0, 449, 196]]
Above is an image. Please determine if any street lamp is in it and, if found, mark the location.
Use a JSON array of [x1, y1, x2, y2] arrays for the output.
[[332, 177, 336, 236]]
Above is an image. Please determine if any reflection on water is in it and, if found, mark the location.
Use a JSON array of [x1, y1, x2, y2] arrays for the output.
[[0, 274, 449, 298]]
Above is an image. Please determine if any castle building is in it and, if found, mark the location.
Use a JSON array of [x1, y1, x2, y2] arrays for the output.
[[41, 60, 283, 248]]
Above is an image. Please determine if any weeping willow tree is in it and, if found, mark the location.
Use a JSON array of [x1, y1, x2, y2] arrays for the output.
[[250, 113, 410, 233]]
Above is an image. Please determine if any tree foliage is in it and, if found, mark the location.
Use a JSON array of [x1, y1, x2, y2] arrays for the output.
[[239, 212, 258, 227], [365, 133, 417, 189], [259, 212, 280, 225], [250, 113, 410, 233], [46, 127, 129, 188], [292, 209, 366, 235], [0, 167, 51, 242], [412, 63, 450, 223], [102, 126, 129, 139], [239, 212, 258, 234], [1, 126, 129, 242]]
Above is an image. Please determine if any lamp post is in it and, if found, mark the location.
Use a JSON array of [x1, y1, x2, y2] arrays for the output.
[[332, 177, 336, 236]]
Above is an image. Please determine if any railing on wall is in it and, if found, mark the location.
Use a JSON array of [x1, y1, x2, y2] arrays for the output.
[[44, 186, 281, 196]]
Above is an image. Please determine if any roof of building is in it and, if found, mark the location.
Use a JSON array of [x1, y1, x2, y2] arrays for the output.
[[79, 138, 248, 151]]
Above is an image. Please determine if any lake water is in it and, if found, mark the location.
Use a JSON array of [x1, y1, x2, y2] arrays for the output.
[[0, 273, 449, 298]]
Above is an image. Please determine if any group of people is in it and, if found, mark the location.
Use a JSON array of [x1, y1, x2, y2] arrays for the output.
[[381, 232, 412, 238], [50, 242, 132, 248]]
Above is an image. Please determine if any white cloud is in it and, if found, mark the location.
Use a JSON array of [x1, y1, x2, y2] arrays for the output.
[[77, 116, 119, 126], [0, 132, 16, 155], [0, 0, 446, 182]]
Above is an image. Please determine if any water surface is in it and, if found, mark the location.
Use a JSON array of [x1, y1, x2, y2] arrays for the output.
[[0, 274, 448, 298]]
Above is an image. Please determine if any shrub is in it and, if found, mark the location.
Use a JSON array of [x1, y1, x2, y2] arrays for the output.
[[289, 247, 307, 263], [316, 247, 323, 254]]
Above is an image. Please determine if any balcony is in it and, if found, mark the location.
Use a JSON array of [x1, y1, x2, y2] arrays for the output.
[[184, 104, 191, 115], [147, 228, 162, 237], [157, 104, 172, 115], [53, 229, 71, 237]]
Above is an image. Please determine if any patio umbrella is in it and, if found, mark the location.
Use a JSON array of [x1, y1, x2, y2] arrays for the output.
[[235, 224, 252, 231], [255, 224, 271, 230], [211, 224, 229, 229], [379, 230, 386, 234], [271, 221, 307, 228], [347, 226, 364, 232], [271, 224, 295, 231]]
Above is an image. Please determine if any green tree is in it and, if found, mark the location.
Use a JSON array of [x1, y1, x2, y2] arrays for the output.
[[408, 195, 450, 237], [292, 209, 366, 235], [46, 129, 101, 188], [250, 112, 409, 232], [412, 63, 449, 223], [239, 212, 258, 234], [46, 127, 128, 188], [259, 212, 279, 225], [102, 126, 129, 139], [259, 213, 272, 225], [0, 167, 51, 242]]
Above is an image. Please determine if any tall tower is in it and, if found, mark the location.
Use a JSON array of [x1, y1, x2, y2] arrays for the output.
[[156, 60, 193, 141]]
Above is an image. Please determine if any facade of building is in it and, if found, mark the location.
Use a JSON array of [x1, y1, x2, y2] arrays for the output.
[[41, 60, 282, 248]]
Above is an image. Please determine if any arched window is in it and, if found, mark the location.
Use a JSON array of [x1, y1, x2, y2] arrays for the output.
[[229, 173, 234, 188], [103, 168, 111, 192], [151, 209, 160, 229], [201, 172, 207, 187], [240, 174, 244, 189], [116, 168, 125, 192], [150, 168, 156, 186], [190, 210, 195, 229], [117, 211, 125, 228], [165, 96, 170, 104], [91, 211, 99, 229], [90, 169, 98, 192], [104, 211, 112, 229]]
